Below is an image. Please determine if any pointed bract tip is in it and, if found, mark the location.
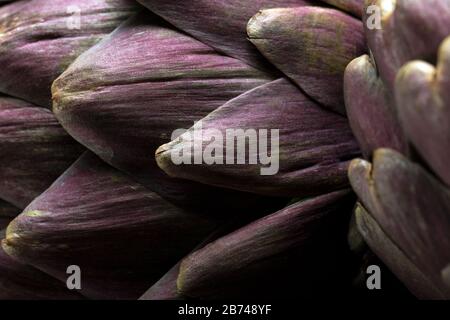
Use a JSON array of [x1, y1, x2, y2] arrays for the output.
[[2, 220, 21, 257], [379, 0, 397, 17], [155, 142, 176, 174], [348, 158, 372, 177], [438, 36, 450, 63], [247, 8, 283, 39], [246, 10, 264, 38], [347, 54, 371, 71], [396, 60, 435, 88], [372, 148, 404, 164], [176, 259, 189, 295]]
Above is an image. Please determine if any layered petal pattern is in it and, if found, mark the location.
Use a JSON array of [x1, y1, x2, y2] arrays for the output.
[[2, 153, 218, 300], [355, 203, 446, 299], [0, 0, 444, 301], [395, 36, 450, 186], [137, 0, 315, 71], [0, 96, 84, 208], [0, 242, 83, 300], [349, 149, 450, 298], [344, 54, 408, 158], [248, 6, 366, 114], [318, 0, 364, 17], [363, 0, 450, 90], [0, 0, 138, 107], [156, 78, 360, 197], [177, 190, 355, 299], [52, 12, 281, 212]]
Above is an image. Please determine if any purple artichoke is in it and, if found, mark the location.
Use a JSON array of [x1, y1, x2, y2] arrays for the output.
[[1, 0, 446, 301]]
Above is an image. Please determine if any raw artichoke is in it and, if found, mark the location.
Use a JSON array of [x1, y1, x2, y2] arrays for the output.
[[0, 0, 448, 301]]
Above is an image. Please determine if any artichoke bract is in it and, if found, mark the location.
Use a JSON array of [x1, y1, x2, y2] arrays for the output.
[[247, 6, 366, 114], [0, 0, 138, 107], [355, 204, 447, 299], [52, 12, 286, 213], [137, 0, 315, 71], [156, 78, 360, 197], [363, 0, 450, 91], [52, 12, 273, 165], [395, 37, 450, 187], [0, 241, 83, 300], [177, 190, 355, 299], [345, 1, 450, 300], [2, 152, 218, 300], [139, 221, 243, 301], [344, 55, 408, 158], [0, 96, 84, 208], [139, 262, 183, 301], [349, 150, 450, 299], [318, 0, 364, 17]]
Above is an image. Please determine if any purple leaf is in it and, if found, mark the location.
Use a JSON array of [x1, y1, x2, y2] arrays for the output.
[[344, 55, 408, 158], [53, 13, 281, 213], [137, 0, 315, 71], [395, 37, 450, 186], [0, 96, 84, 208], [2, 152, 218, 300], [248, 6, 366, 114], [355, 203, 447, 299], [349, 149, 450, 298], [0, 0, 138, 107], [0, 243, 84, 300], [363, 0, 450, 91], [156, 78, 360, 197], [177, 190, 354, 299], [318, 0, 364, 17]]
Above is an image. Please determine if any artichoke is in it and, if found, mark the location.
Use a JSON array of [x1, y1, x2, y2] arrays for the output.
[[0, 0, 447, 301]]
